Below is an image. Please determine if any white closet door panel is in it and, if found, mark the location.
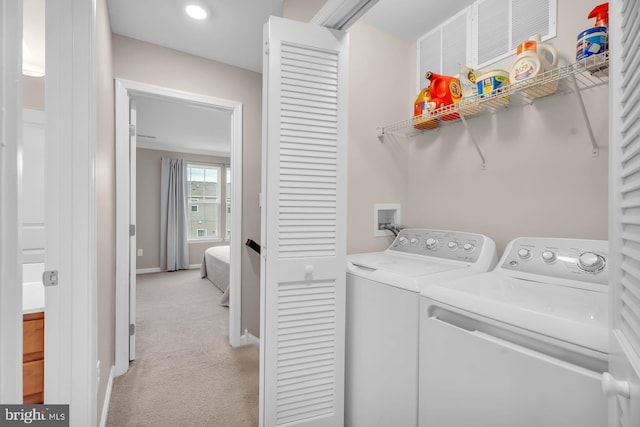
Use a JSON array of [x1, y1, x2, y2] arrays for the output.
[[261, 16, 348, 427], [474, 0, 510, 66], [511, 0, 553, 48], [609, 0, 640, 426], [441, 10, 469, 76]]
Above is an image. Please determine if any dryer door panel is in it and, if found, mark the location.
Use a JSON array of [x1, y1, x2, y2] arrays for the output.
[[419, 317, 607, 427]]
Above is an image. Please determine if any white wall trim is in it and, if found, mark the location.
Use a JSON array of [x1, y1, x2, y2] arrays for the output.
[[99, 366, 115, 427], [45, 1, 97, 425], [135, 267, 162, 275], [136, 265, 200, 275], [115, 78, 244, 377], [0, 0, 24, 404]]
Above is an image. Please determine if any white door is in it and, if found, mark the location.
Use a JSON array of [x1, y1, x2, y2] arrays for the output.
[[606, 0, 640, 425], [129, 100, 137, 360], [0, 0, 24, 404], [260, 16, 349, 427]]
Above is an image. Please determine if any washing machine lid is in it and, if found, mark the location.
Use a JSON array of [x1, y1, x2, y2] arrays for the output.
[[347, 252, 469, 292], [423, 272, 609, 354]]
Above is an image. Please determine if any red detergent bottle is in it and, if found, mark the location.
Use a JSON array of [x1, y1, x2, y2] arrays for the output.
[[424, 71, 462, 121]]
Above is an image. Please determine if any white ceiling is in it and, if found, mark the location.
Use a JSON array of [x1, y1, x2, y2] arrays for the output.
[[360, 0, 476, 43], [107, 0, 283, 74], [22, 1, 474, 157], [134, 96, 233, 157]]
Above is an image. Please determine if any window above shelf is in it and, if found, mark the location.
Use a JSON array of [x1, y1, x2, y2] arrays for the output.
[[378, 51, 609, 139]]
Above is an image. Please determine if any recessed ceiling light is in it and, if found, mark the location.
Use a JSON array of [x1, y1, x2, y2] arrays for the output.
[[185, 4, 208, 20]]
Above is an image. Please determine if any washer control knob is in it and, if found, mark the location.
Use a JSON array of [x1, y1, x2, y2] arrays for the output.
[[463, 243, 475, 252], [541, 250, 557, 263], [578, 252, 605, 272], [517, 248, 532, 260], [448, 241, 458, 250], [425, 238, 439, 250], [398, 236, 409, 245], [410, 238, 419, 246]]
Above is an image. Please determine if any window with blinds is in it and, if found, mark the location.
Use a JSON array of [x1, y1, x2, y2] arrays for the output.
[[417, 0, 556, 88]]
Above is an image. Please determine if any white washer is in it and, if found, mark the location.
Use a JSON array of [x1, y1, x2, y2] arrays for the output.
[[419, 237, 609, 427], [346, 228, 497, 427]]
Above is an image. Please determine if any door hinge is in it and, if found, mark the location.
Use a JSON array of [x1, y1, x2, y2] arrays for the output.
[[129, 324, 135, 336], [130, 224, 136, 236], [129, 124, 136, 137], [42, 270, 58, 287]]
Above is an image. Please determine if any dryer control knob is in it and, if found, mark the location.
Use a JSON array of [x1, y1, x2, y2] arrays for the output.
[[448, 241, 458, 250], [425, 238, 439, 250], [410, 238, 419, 246], [578, 252, 605, 272], [517, 248, 532, 260], [398, 236, 409, 245], [541, 250, 557, 263], [463, 243, 475, 252]]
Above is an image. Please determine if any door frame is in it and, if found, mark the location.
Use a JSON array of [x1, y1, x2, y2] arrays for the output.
[[44, 0, 97, 423], [0, 0, 24, 404], [114, 78, 244, 376]]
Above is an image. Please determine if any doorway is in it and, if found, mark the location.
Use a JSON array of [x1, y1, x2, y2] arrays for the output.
[[114, 79, 243, 376]]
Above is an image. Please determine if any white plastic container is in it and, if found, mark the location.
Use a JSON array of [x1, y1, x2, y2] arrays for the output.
[[509, 34, 559, 99]]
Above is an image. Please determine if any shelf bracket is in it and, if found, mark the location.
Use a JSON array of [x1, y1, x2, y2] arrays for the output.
[[568, 73, 599, 157], [458, 111, 486, 169]]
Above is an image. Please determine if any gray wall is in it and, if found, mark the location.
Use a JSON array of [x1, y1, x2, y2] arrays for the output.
[[136, 148, 230, 269], [112, 34, 263, 336], [345, 0, 608, 257], [404, 0, 608, 254], [96, 0, 115, 423]]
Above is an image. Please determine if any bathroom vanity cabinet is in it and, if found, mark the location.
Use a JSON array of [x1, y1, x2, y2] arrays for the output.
[[23, 311, 44, 404]]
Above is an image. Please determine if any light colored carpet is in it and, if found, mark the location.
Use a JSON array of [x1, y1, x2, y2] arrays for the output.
[[106, 269, 259, 427]]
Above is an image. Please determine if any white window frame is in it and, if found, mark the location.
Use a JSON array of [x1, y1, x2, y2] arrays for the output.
[[187, 163, 222, 242]]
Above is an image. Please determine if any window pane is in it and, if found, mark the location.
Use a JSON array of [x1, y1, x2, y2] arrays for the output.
[[187, 164, 221, 239], [205, 167, 218, 183]]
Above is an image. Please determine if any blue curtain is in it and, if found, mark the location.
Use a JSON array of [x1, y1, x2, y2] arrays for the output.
[[160, 157, 189, 271]]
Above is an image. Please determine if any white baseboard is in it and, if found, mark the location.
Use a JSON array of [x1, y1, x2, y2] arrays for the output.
[[240, 330, 260, 350], [99, 365, 115, 427], [136, 267, 161, 275], [136, 266, 200, 274]]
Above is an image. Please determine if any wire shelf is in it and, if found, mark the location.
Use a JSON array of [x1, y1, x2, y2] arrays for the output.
[[378, 51, 609, 139]]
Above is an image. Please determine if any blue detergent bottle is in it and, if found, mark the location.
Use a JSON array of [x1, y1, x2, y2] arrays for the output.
[[577, 2, 609, 61]]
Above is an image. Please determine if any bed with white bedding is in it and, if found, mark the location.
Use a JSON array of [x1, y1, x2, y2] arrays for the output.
[[200, 245, 230, 306]]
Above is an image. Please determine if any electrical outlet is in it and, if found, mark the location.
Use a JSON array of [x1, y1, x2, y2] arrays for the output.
[[137, 249, 143, 257]]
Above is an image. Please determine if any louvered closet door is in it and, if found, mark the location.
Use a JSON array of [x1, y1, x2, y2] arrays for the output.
[[260, 16, 348, 427], [608, 0, 640, 426]]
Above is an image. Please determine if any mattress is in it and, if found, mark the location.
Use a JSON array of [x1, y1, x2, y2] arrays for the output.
[[200, 245, 230, 306]]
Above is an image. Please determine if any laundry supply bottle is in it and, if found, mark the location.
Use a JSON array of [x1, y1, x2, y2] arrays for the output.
[[577, 2, 608, 61], [424, 71, 462, 121], [413, 88, 438, 129], [509, 34, 559, 99]]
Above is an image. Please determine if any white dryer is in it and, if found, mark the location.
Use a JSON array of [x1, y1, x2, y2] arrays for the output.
[[419, 237, 609, 427], [346, 228, 497, 427]]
